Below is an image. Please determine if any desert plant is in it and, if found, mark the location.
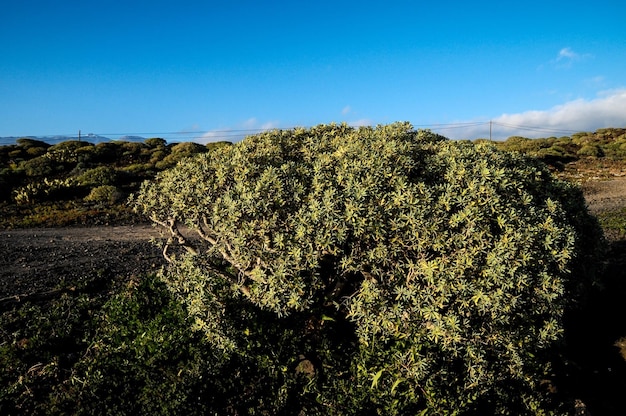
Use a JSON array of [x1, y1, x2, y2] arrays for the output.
[[577, 145, 604, 158], [118, 123, 608, 413], [13, 177, 78, 205], [154, 142, 208, 170], [76, 166, 118, 187], [18, 156, 56, 177], [84, 185, 123, 204], [144, 137, 167, 148], [45, 141, 94, 164]]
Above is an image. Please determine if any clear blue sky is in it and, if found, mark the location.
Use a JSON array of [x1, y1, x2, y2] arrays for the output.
[[2, 0, 625, 142]]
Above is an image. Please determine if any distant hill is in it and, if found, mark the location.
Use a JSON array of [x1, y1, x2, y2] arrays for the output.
[[0, 134, 147, 146]]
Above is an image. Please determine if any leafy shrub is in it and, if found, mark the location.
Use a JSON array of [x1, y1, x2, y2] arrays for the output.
[[18, 156, 56, 177], [8, 149, 23, 159], [205, 141, 232, 151], [25, 146, 48, 158], [13, 178, 78, 205], [134, 123, 604, 414], [119, 142, 146, 163], [16, 138, 50, 150], [144, 137, 167, 148], [46, 141, 94, 164], [76, 166, 118, 187], [577, 145, 604, 158], [91, 142, 119, 164], [154, 142, 207, 170], [84, 185, 123, 204]]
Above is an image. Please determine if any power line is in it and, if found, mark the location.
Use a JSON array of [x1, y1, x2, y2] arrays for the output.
[[491, 122, 582, 135], [3, 121, 607, 143]]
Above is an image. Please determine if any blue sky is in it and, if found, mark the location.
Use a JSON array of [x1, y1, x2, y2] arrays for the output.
[[1, 0, 625, 142]]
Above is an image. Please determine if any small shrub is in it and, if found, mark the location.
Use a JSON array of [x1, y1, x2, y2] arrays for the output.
[[19, 156, 56, 177], [16, 138, 50, 150], [578, 145, 604, 158], [46, 141, 94, 164], [76, 166, 118, 187], [25, 146, 48, 158], [84, 185, 123, 204], [13, 177, 78, 205], [144, 137, 167, 148]]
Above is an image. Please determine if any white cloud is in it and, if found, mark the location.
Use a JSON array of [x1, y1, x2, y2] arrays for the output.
[[557, 47, 578, 61], [552, 47, 592, 68], [440, 89, 626, 140], [347, 118, 373, 127], [241, 118, 256, 128], [342, 105, 352, 115], [260, 120, 280, 130], [197, 118, 280, 144], [199, 130, 231, 143]]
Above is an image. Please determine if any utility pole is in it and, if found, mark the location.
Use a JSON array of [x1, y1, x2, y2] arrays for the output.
[[78, 130, 81, 141]]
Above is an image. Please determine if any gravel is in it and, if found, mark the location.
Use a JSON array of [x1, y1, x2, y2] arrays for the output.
[[0, 225, 167, 299]]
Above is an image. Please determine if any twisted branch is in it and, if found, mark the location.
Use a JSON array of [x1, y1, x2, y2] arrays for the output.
[[151, 215, 255, 295]]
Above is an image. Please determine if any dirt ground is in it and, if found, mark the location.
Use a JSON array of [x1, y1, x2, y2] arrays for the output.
[[0, 225, 167, 299], [1, 178, 625, 300], [582, 177, 626, 215]]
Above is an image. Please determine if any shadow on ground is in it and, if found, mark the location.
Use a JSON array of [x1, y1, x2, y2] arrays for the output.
[[557, 239, 626, 415]]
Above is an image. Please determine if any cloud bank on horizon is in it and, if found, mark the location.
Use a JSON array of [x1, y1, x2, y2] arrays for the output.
[[198, 88, 626, 144], [437, 89, 626, 141]]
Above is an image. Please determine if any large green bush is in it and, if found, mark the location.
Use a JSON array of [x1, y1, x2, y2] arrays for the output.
[[134, 123, 603, 414]]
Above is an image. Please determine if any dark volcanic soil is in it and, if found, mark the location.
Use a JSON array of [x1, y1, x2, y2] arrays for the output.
[[0, 225, 167, 299]]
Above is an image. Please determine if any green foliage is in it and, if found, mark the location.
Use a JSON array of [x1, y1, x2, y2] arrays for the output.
[[16, 138, 51, 150], [0, 137, 232, 226], [144, 137, 167, 148], [577, 144, 604, 158], [497, 127, 626, 164], [134, 123, 604, 414], [18, 156, 56, 177], [13, 177, 79, 205], [0, 290, 103, 414], [45, 141, 94, 164], [91, 142, 119, 164], [55, 275, 211, 415], [0, 272, 363, 415], [75, 166, 118, 187], [205, 140, 232, 151], [154, 142, 208, 170], [25, 146, 48, 158], [597, 208, 626, 238], [0, 201, 138, 228], [84, 185, 123, 205]]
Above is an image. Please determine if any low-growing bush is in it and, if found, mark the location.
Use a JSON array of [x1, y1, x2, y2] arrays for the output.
[[134, 123, 604, 414], [76, 166, 118, 187], [84, 185, 123, 205]]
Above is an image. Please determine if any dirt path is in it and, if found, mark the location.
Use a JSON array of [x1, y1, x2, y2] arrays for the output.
[[582, 177, 626, 214], [0, 225, 167, 298]]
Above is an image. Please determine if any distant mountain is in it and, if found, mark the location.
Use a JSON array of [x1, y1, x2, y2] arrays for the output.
[[114, 135, 148, 143], [0, 137, 23, 146], [0, 134, 148, 146]]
